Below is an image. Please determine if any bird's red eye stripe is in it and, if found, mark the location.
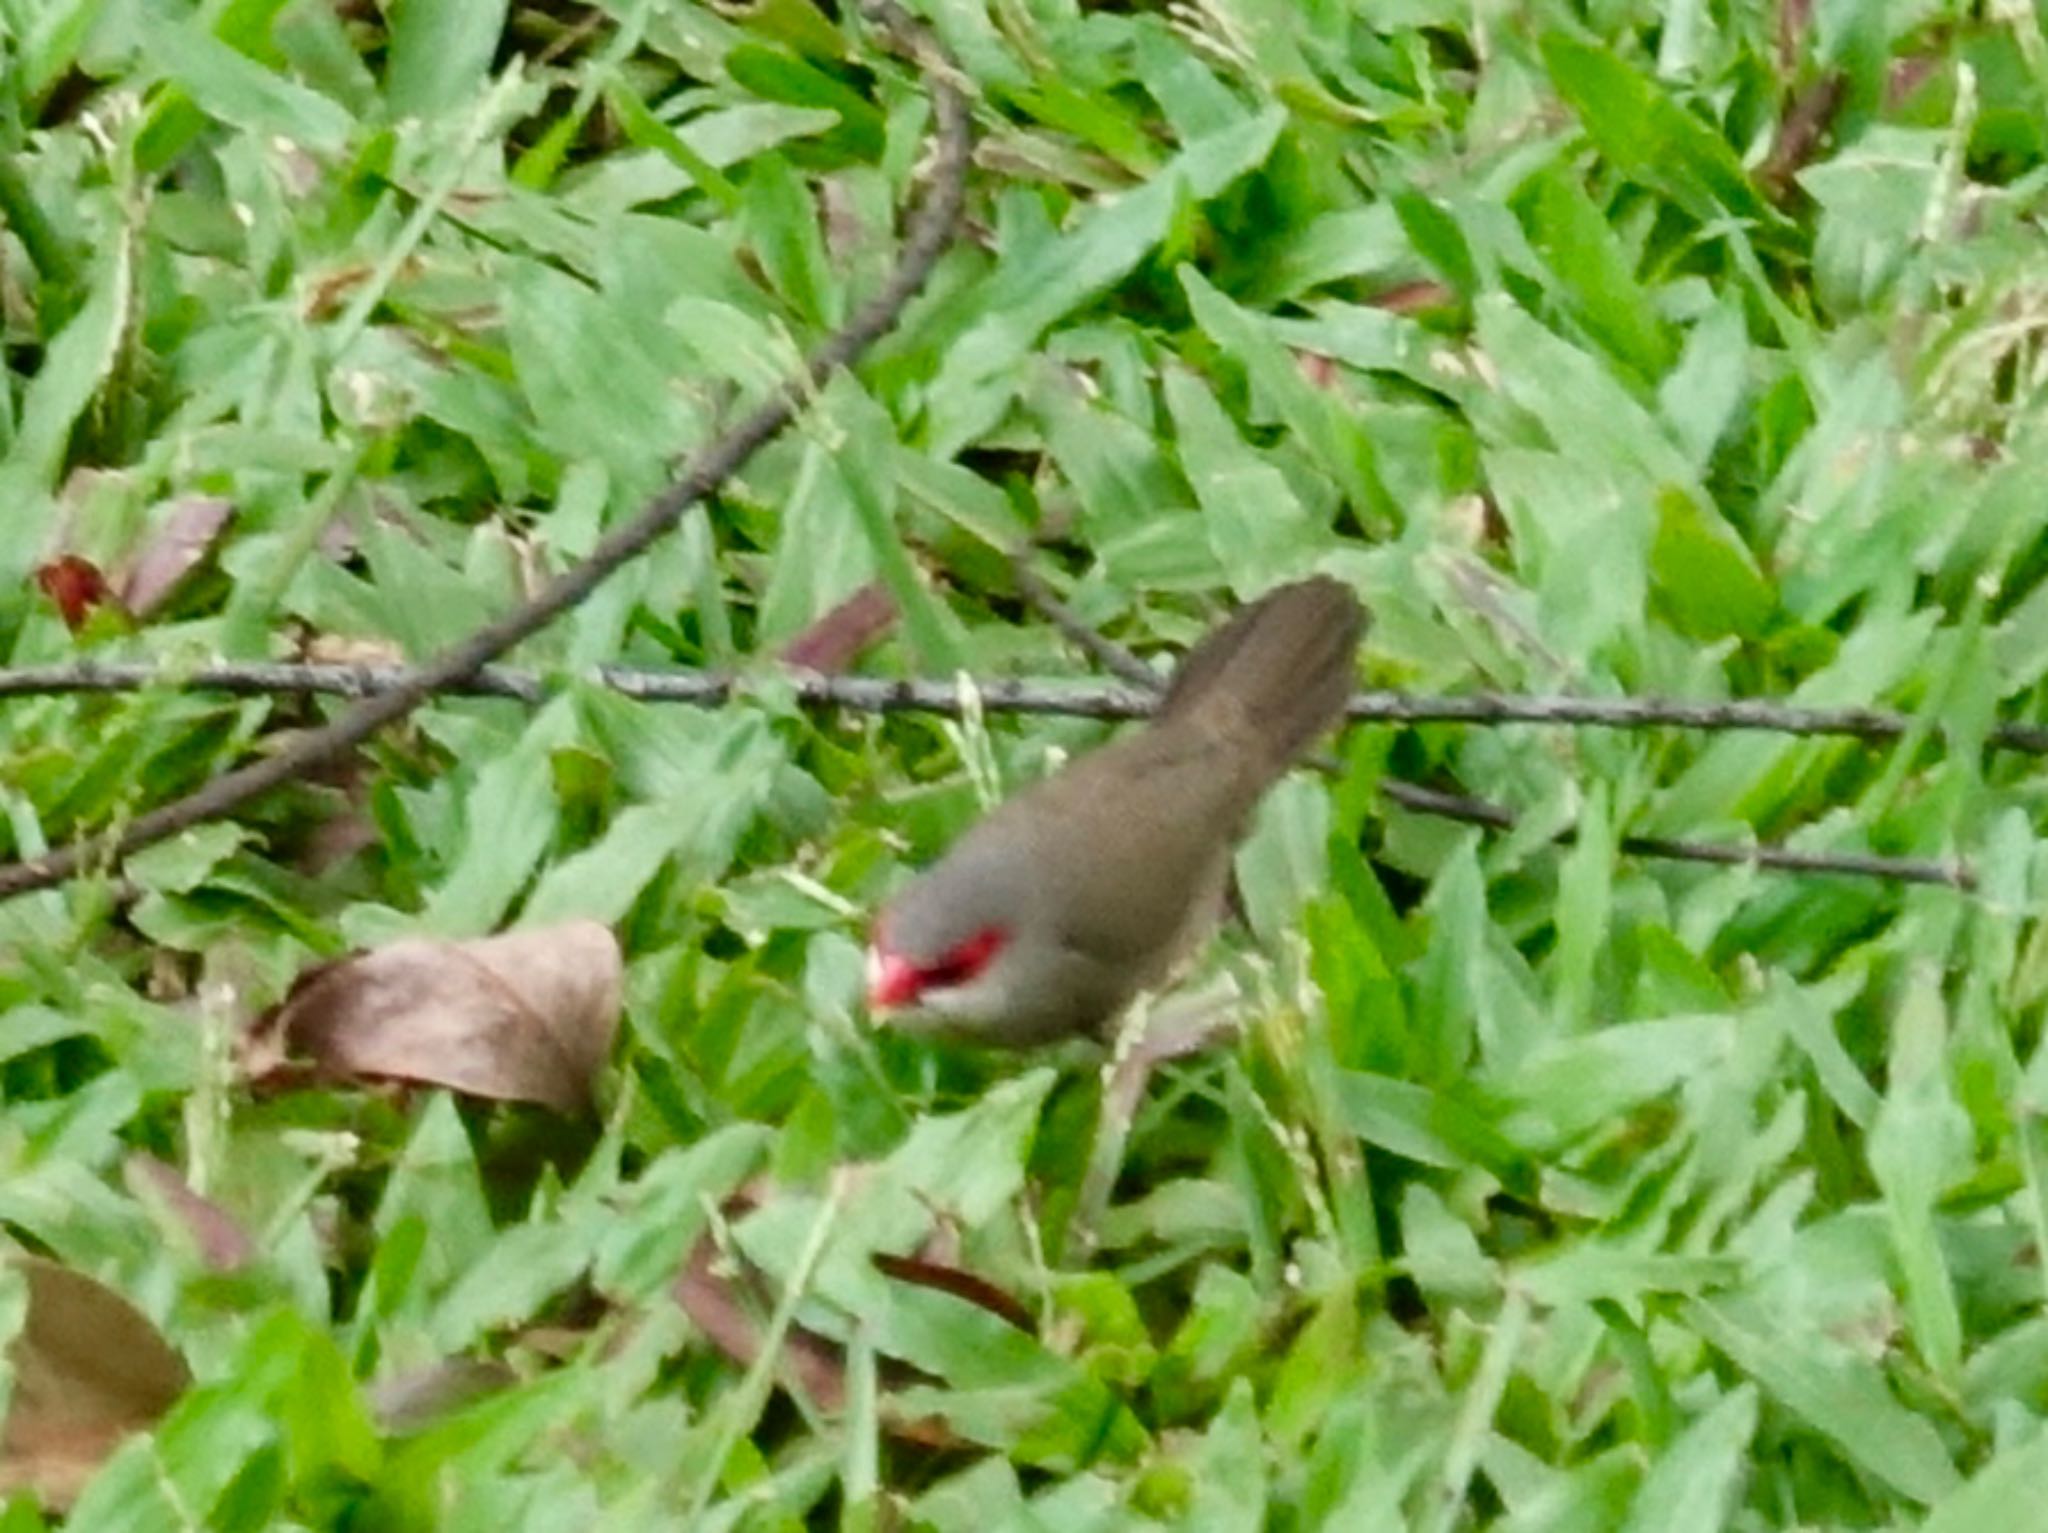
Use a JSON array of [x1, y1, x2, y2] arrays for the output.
[[869, 925, 1009, 1009], [918, 926, 1008, 990]]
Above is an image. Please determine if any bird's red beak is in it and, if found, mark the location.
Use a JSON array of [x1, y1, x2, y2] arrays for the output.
[[866, 944, 923, 1011]]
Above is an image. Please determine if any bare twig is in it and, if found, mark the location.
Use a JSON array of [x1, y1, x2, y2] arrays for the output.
[[1, 658, 1978, 888], [1005, 576, 1975, 891], [1377, 781, 1970, 889], [5, 658, 2046, 756], [0, 4, 973, 902], [1005, 560, 1163, 690], [1347, 691, 2048, 756]]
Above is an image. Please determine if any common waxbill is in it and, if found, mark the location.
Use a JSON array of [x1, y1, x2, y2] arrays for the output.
[[867, 576, 1367, 1045]]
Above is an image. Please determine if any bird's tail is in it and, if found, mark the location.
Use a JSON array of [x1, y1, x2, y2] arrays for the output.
[[1158, 575, 1367, 775]]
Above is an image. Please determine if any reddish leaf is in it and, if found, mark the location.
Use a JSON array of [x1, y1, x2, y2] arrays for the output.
[[1294, 350, 1341, 391], [781, 581, 898, 673], [33, 556, 112, 630], [0, 1256, 191, 1509], [243, 921, 623, 1114], [1888, 53, 1942, 109], [1366, 279, 1456, 314], [123, 1155, 256, 1273]]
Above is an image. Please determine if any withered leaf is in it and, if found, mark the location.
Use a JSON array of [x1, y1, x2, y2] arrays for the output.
[[781, 581, 897, 673], [118, 496, 234, 618], [870, 1253, 1035, 1334], [1366, 278, 1457, 314], [245, 920, 623, 1114], [670, 1181, 972, 1451], [123, 1154, 256, 1273], [0, 1255, 191, 1509], [674, 1232, 850, 1416], [368, 1357, 518, 1435]]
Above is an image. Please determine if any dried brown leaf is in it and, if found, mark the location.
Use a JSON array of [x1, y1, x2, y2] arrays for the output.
[[0, 1256, 191, 1509], [299, 632, 405, 666], [117, 496, 234, 618], [368, 1357, 518, 1434], [781, 581, 898, 673], [819, 175, 868, 263], [1888, 52, 1942, 109], [1367, 279, 1456, 314], [1777, 0, 1811, 75], [244, 921, 623, 1114], [1758, 72, 1845, 204], [871, 1252, 1035, 1334], [123, 1155, 256, 1272], [1294, 350, 1341, 391], [673, 1235, 850, 1415], [669, 1182, 979, 1451]]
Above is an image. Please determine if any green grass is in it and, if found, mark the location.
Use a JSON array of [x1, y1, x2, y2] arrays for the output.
[[6, 0, 2048, 1527]]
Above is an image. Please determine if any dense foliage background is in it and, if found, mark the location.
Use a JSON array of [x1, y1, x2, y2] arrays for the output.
[[5, 0, 2048, 1526]]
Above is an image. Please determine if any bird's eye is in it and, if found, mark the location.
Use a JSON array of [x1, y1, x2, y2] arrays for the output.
[[920, 926, 1008, 990]]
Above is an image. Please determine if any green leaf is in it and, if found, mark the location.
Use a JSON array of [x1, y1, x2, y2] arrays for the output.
[[433, 1208, 604, 1353], [1684, 1294, 1959, 1505], [927, 109, 1285, 454], [137, 7, 354, 151], [1868, 968, 1970, 1385], [372, 1096, 498, 1325], [603, 78, 743, 210], [522, 716, 784, 927], [1539, 31, 1777, 230], [1390, 188, 1477, 298], [1180, 268, 1396, 532], [1161, 368, 1325, 598], [503, 259, 706, 484], [741, 153, 842, 330], [1516, 162, 1673, 379], [725, 43, 884, 160], [1649, 485, 1774, 639], [422, 709, 568, 934], [1032, 368, 1187, 549], [821, 374, 966, 672], [1657, 297, 1749, 469], [17, 0, 111, 104], [1332, 1071, 1524, 1175], [1618, 1386, 1757, 1533], [383, 0, 508, 119], [592, 1126, 772, 1302], [1518, 1247, 1740, 1306], [1497, 1017, 1736, 1150], [1175, 1377, 1264, 1530], [1921, 1427, 2048, 1533], [0, 237, 129, 583]]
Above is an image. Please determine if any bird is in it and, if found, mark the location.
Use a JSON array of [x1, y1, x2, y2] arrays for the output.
[[866, 576, 1367, 1046]]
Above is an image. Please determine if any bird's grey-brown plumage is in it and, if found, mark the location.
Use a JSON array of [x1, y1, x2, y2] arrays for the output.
[[871, 576, 1367, 1045]]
